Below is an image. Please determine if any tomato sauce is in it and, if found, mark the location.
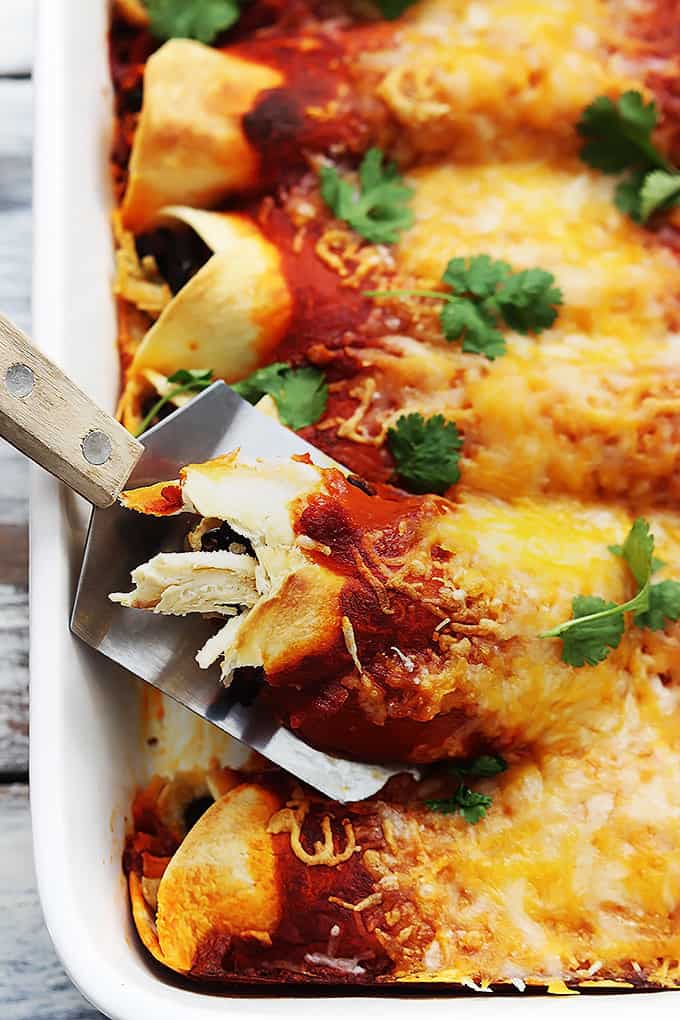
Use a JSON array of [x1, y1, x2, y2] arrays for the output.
[[242, 472, 456, 759], [256, 204, 374, 357], [126, 770, 406, 984], [236, 22, 393, 174]]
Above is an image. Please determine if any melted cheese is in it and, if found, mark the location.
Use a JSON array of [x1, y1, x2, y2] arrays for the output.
[[370, 0, 638, 160], [115, 0, 680, 992], [371, 697, 680, 986], [115, 456, 680, 763], [399, 160, 680, 344]]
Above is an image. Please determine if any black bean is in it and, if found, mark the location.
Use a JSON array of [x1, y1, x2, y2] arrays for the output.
[[201, 521, 255, 557], [347, 474, 377, 497], [183, 796, 214, 833], [135, 227, 212, 295]]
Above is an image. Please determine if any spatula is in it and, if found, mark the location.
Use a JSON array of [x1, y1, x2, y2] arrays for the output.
[[0, 313, 411, 801]]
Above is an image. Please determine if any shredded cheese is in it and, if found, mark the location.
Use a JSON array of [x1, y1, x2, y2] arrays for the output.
[[267, 801, 360, 867]]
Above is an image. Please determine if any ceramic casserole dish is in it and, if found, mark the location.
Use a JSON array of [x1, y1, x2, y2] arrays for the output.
[[30, 0, 680, 1017]]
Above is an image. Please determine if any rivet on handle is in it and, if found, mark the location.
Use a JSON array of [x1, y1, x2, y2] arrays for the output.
[[5, 362, 35, 398], [82, 429, 113, 466]]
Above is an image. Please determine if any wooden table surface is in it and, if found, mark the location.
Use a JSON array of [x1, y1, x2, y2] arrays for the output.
[[0, 5, 103, 1017]]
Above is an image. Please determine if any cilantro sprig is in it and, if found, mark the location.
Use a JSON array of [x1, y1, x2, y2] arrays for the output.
[[233, 362, 328, 430], [319, 148, 414, 245], [426, 754, 507, 824], [542, 518, 680, 666], [387, 412, 463, 495], [578, 91, 680, 222], [366, 255, 562, 360], [452, 754, 508, 778], [426, 787, 492, 824], [144, 0, 241, 44], [134, 368, 213, 437]]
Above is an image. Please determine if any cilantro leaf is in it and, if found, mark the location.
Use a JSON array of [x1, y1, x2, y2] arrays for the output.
[[145, 0, 241, 43], [639, 170, 680, 221], [442, 255, 512, 298], [615, 517, 655, 588], [233, 362, 328, 430], [319, 148, 414, 245], [440, 298, 507, 358], [424, 797, 461, 815], [495, 268, 563, 335], [231, 362, 289, 404], [426, 785, 493, 824], [545, 519, 680, 661], [376, 0, 418, 17], [609, 542, 664, 574], [387, 412, 463, 495], [358, 146, 396, 192], [452, 754, 508, 778], [634, 579, 680, 631], [366, 255, 561, 360], [167, 368, 213, 386], [614, 170, 648, 221], [542, 518, 658, 665], [577, 91, 680, 223], [577, 92, 664, 174], [134, 368, 214, 437], [273, 367, 329, 430], [455, 786, 494, 824], [557, 595, 626, 667], [426, 755, 505, 823]]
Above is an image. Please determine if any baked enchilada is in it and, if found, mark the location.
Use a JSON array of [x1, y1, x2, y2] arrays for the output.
[[111, 0, 680, 992]]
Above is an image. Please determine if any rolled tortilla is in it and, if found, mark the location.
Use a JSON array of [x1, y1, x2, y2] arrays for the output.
[[121, 40, 283, 231], [130, 208, 293, 381], [127, 727, 680, 987], [118, 153, 680, 505], [112, 451, 680, 762], [120, 1, 640, 225]]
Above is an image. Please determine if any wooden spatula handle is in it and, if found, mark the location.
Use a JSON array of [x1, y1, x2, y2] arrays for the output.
[[0, 313, 143, 507]]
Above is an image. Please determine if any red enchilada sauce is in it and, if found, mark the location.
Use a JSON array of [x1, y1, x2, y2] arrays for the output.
[[252, 468, 459, 760], [125, 769, 430, 984]]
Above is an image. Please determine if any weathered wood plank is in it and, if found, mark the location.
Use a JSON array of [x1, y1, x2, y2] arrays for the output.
[[0, 444, 29, 527], [0, 76, 31, 775], [0, 786, 101, 1019], [0, 0, 34, 77], [0, 584, 28, 776], [0, 80, 32, 331]]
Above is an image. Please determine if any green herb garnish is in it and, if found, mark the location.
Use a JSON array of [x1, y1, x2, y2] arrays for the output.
[[233, 362, 328, 430], [552, 595, 626, 668], [426, 754, 507, 824], [577, 91, 680, 222], [387, 412, 463, 495], [635, 579, 680, 631], [452, 754, 508, 778], [426, 786, 493, 824], [319, 148, 414, 245], [542, 518, 680, 665], [366, 255, 562, 360], [134, 368, 214, 437], [144, 0, 241, 44]]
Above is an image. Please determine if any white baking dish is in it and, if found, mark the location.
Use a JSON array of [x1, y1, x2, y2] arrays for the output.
[[28, 1, 680, 1017]]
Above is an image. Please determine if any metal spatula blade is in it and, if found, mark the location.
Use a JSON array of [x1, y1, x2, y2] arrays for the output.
[[70, 382, 410, 802], [0, 313, 409, 801]]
